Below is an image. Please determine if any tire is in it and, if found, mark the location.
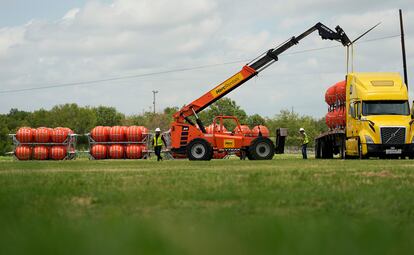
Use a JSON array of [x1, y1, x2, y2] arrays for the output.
[[246, 150, 253, 160], [248, 137, 275, 160], [186, 139, 213, 161]]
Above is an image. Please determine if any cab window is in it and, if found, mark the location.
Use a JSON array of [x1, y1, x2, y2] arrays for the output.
[[362, 100, 409, 116]]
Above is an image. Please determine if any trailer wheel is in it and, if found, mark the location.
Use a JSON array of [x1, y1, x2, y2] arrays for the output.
[[248, 137, 275, 160], [315, 139, 321, 159], [340, 136, 346, 159], [187, 139, 213, 161]]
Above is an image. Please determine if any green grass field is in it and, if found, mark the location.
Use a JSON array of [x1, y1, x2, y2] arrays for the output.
[[1, 156, 414, 255]]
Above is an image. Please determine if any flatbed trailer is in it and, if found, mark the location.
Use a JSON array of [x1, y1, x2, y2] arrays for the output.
[[315, 129, 345, 159]]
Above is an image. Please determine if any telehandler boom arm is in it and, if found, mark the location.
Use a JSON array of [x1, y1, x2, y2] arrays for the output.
[[173, 22, 350, 132]]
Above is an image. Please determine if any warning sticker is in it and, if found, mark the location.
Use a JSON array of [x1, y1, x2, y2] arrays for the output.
[[223, 139, 235, 148]]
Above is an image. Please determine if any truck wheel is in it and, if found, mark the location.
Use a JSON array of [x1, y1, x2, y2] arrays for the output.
[[187, 139, 213, 161], [248, 137, 275, 160]]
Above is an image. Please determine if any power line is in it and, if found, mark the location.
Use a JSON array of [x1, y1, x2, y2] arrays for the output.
[[0, 60, 244, 94], [0, 34, 400, 95]]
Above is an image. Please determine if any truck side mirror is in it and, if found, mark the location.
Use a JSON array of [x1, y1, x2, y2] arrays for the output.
[[355, 102, 361, 119], [411, 100, 414, 119]]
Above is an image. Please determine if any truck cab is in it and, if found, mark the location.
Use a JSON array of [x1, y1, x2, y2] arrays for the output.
[[345, 72, 414, 158]]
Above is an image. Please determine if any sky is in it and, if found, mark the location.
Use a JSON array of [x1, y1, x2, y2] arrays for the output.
[[0, 0, 413, 118]]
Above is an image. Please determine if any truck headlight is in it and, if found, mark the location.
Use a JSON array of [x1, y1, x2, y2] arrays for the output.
[[365, 135, 374, 144]]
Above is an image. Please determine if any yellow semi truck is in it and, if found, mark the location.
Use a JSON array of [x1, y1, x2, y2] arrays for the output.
[[315, 72, 414, 159]]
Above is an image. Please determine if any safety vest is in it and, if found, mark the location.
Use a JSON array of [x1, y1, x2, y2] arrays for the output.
[[153, 135, 163, 146], [302, 133, 309, 145]]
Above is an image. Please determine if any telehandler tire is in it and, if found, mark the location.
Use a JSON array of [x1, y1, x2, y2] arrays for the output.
[[187, 139, 213, 161], [248, 137, 275, 160]]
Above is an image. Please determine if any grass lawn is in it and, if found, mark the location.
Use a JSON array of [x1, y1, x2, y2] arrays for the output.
[[1, 155, 414, 255]]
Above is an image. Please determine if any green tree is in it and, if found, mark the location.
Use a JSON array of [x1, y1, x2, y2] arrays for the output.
[[93, 106, 125, 126], [27, 109, 53, 128], [163, 107, 179, 116], [267, 109, 326, 147], [7, 108, 31, 131], [246, 114, 266, 127], [126, 111, 172, 132], [44, 103, 97, 133], [199, 97, 247, 126], [0, 115, 12, 155]]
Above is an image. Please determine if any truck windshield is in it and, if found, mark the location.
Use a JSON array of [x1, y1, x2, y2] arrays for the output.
[[362, 101, 409, 115]]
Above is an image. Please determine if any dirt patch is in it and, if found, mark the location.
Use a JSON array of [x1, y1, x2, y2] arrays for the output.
[[357, 170, 398, 178], [71, 196, 95, 207]]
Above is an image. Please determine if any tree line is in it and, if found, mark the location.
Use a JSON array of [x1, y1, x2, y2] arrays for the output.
[[0, 99, 327, 155]]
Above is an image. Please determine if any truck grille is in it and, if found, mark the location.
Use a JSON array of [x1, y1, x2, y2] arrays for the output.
[[380, 127, 406, 144]]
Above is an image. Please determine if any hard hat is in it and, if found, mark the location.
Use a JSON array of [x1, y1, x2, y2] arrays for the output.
[[155, 128, 161, 132], [299, 128, 305, 132]]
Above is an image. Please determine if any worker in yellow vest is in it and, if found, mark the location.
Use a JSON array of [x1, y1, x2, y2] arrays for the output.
[[299, 128, 309, 159], [153, 128, 166, 161]]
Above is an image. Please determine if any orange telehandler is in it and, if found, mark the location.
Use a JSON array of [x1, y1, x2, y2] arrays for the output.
[[169, 23, 351, 160]]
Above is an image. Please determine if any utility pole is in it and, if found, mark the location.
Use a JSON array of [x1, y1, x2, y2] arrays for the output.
[[399, 9, 408, 89], [152, 90, 159, 114]]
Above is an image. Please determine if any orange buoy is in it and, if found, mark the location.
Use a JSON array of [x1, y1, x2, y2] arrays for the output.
[[205, 124, 214, 134], [64, 127, 74, 134], [109, 126, 126, 142], [126, 126, 143, 142], [125, 144, 143, 159], [34, 127, 51, 143], [33, 146, 49, 160], [16, 127, 33, 143], [337, 106, 346, 127], [205, 123, 228, 134], [252, 125, 269, 137], [139, 126, 148, 134], [52, 127, 69, 143], [91, 126, 109, 142], [325, 111, 335, 129], [15, 145, 32, 160], [50, 146, 67, 160], [91, 144, 108, 160], [335, 80, 346, 103], [109, 144, 124, 159], [325, 85, 336, 105], [139, 126, 149, 140], [234, 125, 251, 135]]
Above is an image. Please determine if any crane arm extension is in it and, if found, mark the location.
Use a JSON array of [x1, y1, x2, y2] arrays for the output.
[[173, 22, 350, 125]]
